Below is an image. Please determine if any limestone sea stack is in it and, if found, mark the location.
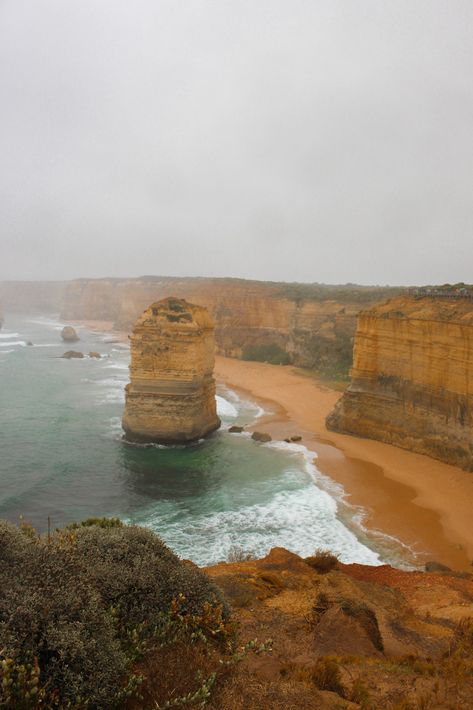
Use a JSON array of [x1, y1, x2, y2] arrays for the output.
[[122, 297, 221, 444]]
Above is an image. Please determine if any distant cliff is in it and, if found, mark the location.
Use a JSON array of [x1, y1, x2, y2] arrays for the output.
[[327, 296, 473, 470], [61, 277, 401, 375]]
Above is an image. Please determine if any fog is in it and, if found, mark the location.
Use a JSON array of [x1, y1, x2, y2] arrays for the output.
[[1, 0, 472, 285]]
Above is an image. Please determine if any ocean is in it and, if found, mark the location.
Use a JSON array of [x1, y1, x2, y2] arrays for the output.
[[0, 314, 414, 567]]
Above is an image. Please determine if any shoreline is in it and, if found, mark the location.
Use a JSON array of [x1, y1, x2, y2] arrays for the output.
[[76, 320, 472, 570], [215, 357, 473, 571]]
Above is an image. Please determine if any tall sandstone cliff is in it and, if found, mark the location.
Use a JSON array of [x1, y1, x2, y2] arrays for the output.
[[62, 277, 401, 375], [327, 297, 473, 470], [122, 297, 220, 443]]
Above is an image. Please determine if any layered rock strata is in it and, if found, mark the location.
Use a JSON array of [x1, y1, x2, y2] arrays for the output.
[[122, 297, 221, 443], [61, 277, 402, 375], [327, 297, 473, 470]]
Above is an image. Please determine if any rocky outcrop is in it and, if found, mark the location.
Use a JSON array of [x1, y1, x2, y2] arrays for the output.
[[61, 350, 84, 359], [61, 325, 79, 342], [122, 297, 221, 444], [61, 277, 401, 375], [327, 297, 473, 470], [205, 547, 473, 709]]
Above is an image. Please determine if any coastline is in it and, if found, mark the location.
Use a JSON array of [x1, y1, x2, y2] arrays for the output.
[[215, 356, 473, 571], [76, 319, 472, 570]]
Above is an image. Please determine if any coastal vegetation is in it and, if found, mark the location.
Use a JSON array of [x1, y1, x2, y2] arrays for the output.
[[241, 342, 290, 365], [2, 522, 473, 708], [0, 519, 232, 709]]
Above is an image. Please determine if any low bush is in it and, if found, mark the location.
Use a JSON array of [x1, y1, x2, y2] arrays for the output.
[[0, 519, 231, 709], [304, 549, 339, 573], [241, 343, 290, 365]]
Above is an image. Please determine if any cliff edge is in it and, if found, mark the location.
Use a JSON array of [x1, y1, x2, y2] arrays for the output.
[[327, 296, 473, 470]]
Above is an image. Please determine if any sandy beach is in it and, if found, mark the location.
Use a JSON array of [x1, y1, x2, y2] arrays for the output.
[[215, 356, 473, 571], [77, 317, 472, 570]]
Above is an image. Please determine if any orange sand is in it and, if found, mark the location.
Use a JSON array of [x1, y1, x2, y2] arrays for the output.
[[215, 356, 473, 571], [75, 317, 473, 570]]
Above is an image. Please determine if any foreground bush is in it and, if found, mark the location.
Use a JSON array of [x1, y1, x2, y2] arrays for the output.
[[304, 548, 339, 573], [0, 519, 231, 709]]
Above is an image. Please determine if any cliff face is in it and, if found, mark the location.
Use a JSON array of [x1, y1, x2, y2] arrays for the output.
[[122, 297, 220, 443], [327, 297, 473, 470], [62, 277, 400, 374]]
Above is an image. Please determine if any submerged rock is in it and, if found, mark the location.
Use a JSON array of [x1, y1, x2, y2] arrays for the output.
[[122, 297, 221, 444], [61, 350, 84, 359], [26, 341, 34, 346], [251, 431, 272, 443], [88, 351, 102, 359], [61, 325, 79, 342], [228, 425, 244, 433]]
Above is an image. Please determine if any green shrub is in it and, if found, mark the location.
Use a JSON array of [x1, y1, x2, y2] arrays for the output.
[[64, 523, 230, 627], [241, 343, 290, 365], [0, 519, 231, 709], [0, 522, 127, 708]]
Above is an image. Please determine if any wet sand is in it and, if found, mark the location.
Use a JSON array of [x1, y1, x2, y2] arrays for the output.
[[215, 356, 473, 571]]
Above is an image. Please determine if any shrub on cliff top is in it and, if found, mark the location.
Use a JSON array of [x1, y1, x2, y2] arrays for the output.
[[305, 548, 339, 573], [0, 519, 230, 709]]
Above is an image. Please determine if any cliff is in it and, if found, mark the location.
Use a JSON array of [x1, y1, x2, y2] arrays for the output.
[[122, 297, 220, 443], [327, 296, 473, 470], [62, 277, 401, 375]]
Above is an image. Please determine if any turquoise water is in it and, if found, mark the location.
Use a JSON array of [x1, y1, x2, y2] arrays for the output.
[[0, 315, 414, 567]]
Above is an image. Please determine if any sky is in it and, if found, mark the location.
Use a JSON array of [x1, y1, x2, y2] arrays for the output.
[[0, 0, 472, 286]]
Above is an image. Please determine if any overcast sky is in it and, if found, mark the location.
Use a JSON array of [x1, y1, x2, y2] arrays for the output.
[[1, 1, 472, 285]]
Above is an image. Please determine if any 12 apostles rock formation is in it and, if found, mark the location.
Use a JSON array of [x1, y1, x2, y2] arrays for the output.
[[122, 297, 221, 444]]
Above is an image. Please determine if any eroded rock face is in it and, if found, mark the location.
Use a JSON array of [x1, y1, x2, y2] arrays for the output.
[[327, 297, 473, 470], [122, 297, 221, 444], [61, 277, 403, 375], [61, 325, 79, 342]]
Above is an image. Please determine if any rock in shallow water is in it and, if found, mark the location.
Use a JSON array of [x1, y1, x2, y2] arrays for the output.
[[251, 431, 272, 443], [61, 350, 84, 359], [228, 425, 244, 433], [61, 325, 79, 342]]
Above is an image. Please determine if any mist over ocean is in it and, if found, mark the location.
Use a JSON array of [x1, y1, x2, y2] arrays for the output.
[[0, 314, 413, 567]]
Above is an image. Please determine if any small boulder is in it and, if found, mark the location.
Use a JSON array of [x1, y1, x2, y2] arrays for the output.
[[425, 561, 452, 573], [26, 341, 34, 346], [61, 326, 79, 342], [251, 431, 272, 443], [284, 438, 291, 443], [61, 350, 84, 359], [88, 351, 102, 359], [290, 435, 302, 442], [228, 425, 244, 433]]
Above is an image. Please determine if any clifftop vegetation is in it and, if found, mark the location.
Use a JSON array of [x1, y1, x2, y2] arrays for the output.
[[2, 521, 473, 708]]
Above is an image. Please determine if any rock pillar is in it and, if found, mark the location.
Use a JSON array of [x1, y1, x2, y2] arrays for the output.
[[122, 297, 221, 443]]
